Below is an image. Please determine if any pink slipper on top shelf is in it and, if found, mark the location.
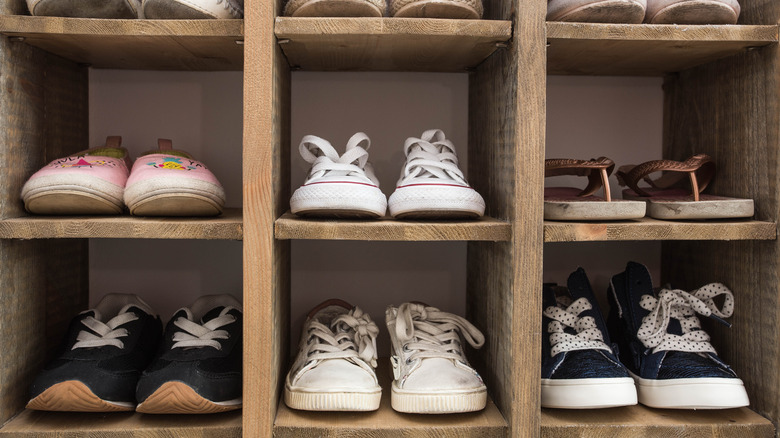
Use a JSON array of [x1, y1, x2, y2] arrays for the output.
[[21, 136, 131, 215], [124, 139, 226, 217]]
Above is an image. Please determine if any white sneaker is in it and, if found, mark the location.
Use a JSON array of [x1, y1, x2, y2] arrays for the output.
[[386, 303, 487, 414], [285, 299, 381, 412], [291, 133, 387, 218], [388, 129, 485, 219]]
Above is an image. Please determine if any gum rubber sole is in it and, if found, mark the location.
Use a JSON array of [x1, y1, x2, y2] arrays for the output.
[[27, 381, 134, 412], [284, 387, 382, 411], [288, 0, 384, 16], [25, 191, 123, 215], [648, 0, 738, 24], [136, 381, 242, 414], [393, 0, 481, 19], [548, 0, 646, 23]]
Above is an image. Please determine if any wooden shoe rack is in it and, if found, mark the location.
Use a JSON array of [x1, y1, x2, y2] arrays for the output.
[[0, 0, 778, 436]]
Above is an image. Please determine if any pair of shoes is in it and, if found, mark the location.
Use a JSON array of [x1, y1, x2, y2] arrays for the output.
[[27, 294, 243, 414], [544, 154, 754, 220], [21, 137, 225, 217], [291, 129, 485, 219], [542, 264, 749, 410], [284, 0, 482, 19], [547, 0, 740, 24], [25, 0, 243, 18], [284, 299, 486, 414]]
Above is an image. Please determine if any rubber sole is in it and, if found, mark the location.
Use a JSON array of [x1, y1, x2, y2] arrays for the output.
[[284, 385, 382, 411], [27, 380, 134, 412], [136, 381, 242, 414], [547, 0, 646, 23], [24, 190, 124, 215], [541, 377, 637, 409], [648, 0, 738, 24], [544, 199, 646, 220], [391, 383, 487, 413], [632, 373, 749, 409], [393, 0, 481, 19], [127, 193, 223, 216], [388, 184, 485, 219], [291, 182, 387, 218], [623, 190, 754, 219], [286, 0, 384, 16]]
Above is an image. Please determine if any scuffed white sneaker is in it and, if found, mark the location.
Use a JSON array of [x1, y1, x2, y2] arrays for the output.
[[291, 133, 387, 218], [386, 303, 487, 414], [388, 129, 485, 219], [285, 299, 381, 412]]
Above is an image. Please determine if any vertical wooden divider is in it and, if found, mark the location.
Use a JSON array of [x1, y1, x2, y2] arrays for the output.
[[468, 1, 546, 436], [243, 0, 291, 436]]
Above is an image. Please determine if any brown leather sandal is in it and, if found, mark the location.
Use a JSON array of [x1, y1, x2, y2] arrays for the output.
[[616, 154, 754, 220], [544, 157, 646, 221]]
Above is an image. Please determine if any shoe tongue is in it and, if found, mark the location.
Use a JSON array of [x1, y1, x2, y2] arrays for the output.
[[119, 304, 148, 317], [201, 306, 227, 324]]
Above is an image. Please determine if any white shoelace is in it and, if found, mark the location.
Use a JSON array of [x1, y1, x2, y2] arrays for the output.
[[215, 0, 243, 16], [544, 297, 611, 357], [299, 133, 379, 186], [393, 303, 484, 364], [73, 312, 138, 350], [172, 308, 237, 350], [303, 307, 379, 367], [398, 129, 468, 186], [637, 283, 734, 354]]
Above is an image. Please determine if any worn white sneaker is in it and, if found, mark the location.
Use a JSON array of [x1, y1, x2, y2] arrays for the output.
[[388, 129, 485, 219], [285, 299, 381, 412], [291, 133, 387, 218], [386, 303, 487, 414]]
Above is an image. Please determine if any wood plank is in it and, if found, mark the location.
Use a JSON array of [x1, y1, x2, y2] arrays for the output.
[[0, 208, 243, 240], [547, 22, 777, 76], [544, 218, 776, 242], [275, 212, 510, 241], [274, 17, 511, 71], [541, 406, 774, 438], [0, 409, 241, 437], [0, 16, 244, 70]]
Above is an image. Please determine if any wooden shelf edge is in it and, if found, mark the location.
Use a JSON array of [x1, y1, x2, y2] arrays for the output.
[[275, 212, 511, 241], [275, 17, 511, 38], [544, 218, 777, 242], [546, 22, 778, 43], [0, 208, 243, 240]]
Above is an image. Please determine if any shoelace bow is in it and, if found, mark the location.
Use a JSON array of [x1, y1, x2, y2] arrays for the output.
[[172, 309, 237, 350], [394, 303, 484, 364], [637, 283, 734, 354], [73, 312, 138, 350], [299, 133, 379, 185], [304, 307, 379, 367], [544, 297, 611, 357], [400, 129, 467, 185]]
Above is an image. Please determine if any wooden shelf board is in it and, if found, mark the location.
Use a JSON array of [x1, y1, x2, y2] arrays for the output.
[[0, 208, 243, 240], [0, 16, 244, 71], [547, 22, 778, 76], [544, 217, 777, 242], [274, 17, 512, 71], [541, 405, 773, 437], [0, 409, 241, 437], [275, 212, 510, 241]]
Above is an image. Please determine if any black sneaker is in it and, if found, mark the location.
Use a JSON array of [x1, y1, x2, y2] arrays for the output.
[[27, 294, 162, 412], [136, 294, 243, 414]]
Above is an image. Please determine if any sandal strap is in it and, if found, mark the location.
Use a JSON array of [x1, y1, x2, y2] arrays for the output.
[[616, 154, 715, 202], [545, 157, 614, 200]]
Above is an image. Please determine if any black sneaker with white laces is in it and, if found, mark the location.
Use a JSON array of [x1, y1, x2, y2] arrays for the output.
[[27, 294, 162, 412], [135, 294, 243, 414]]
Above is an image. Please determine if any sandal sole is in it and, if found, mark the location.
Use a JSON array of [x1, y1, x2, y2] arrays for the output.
[[136, 381, 241, 414], [623, 190, 754, 219], [27, 380, 134, 412]]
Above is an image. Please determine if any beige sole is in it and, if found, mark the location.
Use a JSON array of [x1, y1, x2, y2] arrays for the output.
[[284, 386, 382, 411], [25, 191, 123, 215], [136, 381, 241, 414], [548, 0, 645, 23], [27, 381, 134, 412], [393, 209, 481, 219], [128, 193, 223, 217], [393, 0, 481, 19], [391, 384, 487, 413], [288, 0, 384, 16], [623, 191, 754, 219], [293, 208, 384, 218], [544, 199, 646, 221], [648, 1, 738, 24]]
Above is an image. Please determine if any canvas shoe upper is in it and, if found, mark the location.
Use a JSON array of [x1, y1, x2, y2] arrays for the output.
[[143, 0, 243, 19], [136, 294, 243, 414], [386, 302, 486, 414], [388, 129, 485, 219], [290, 133, 387, 218], [285, 299, 381, 412], [26, 0, 143, 18], [607, 261, 749, 409], [27, 294, 162, 412], [541, 268, 637, 409]]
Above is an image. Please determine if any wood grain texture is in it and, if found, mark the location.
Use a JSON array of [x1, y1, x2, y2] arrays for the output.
[[0, 208, 243, 240], [547, 22, 777, 76], [275, 212, 511, 241], [0, 409, 241, 437], [0, 16, 244, 71], [543, 218, 776, 242], [541, 406, 774, 438], [274, 17, 511, 71]]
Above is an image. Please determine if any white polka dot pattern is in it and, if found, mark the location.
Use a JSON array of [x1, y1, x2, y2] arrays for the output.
[[637, 283, 735, 354], [544, 297, 611, 357]]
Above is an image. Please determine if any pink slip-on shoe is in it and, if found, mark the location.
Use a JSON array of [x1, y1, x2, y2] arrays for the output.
[[21, 136, 131, 215], [124, 139, 225, 217]]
